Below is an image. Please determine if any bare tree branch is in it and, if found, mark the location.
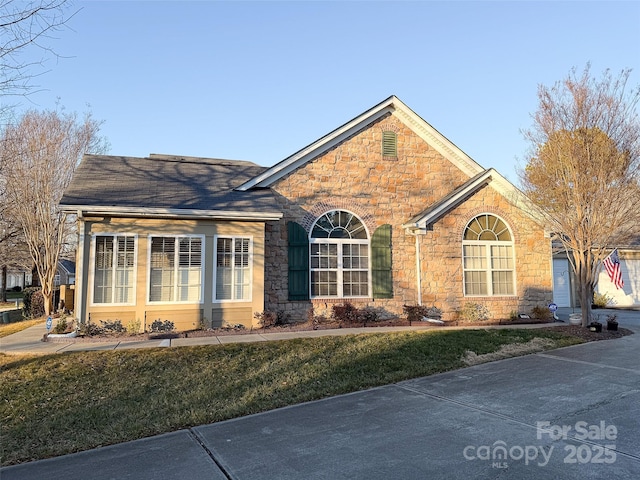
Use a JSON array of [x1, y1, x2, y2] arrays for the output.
[[1, 0, 75, 120]]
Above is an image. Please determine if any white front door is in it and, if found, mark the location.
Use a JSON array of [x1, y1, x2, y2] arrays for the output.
[[553, 259, 571, 308]]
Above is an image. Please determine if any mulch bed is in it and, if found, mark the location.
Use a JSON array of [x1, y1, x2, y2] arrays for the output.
[[544, 325, 634, 342], [44, 318, 634, 344]]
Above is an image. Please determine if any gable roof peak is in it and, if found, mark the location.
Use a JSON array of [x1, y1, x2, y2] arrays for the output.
[[235, 95, 485, 191]]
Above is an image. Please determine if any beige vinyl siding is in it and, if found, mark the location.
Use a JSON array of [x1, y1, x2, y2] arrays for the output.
[[80, 217, 266, 331]]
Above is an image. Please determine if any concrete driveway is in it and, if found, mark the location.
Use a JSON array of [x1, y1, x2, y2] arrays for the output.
[[2, 308, 639, 479]]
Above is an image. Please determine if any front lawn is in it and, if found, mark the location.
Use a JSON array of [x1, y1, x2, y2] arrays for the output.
[[0, 318, 43, 338], [0, 328, 584, 466]]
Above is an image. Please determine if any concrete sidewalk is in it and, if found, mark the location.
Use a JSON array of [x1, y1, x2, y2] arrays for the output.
[[2, 308, 639, 479], [0, 322, 441, 355], [5, 307, 635, 356]]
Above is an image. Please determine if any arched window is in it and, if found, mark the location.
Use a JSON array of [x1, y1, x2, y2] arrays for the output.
[[310, 210, 369, 297], [462, 214, 515, 296]]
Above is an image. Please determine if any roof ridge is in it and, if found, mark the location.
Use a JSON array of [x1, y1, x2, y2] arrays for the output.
[[147, 153, 259, 167]]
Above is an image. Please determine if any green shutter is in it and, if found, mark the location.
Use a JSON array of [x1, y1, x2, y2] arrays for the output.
[[372, 224, 393, 298], [288, 221, 309, 300]]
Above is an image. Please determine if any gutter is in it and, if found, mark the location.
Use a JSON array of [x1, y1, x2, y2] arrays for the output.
[[60, 205, 283, 222]]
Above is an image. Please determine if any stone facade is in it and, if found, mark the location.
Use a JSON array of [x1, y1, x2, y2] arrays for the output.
[[263, 113, 553, 322]]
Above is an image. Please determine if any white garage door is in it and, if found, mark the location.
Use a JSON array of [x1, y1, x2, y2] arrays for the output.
[[596, 259, 640, 307], [553, 259, 571, 307]]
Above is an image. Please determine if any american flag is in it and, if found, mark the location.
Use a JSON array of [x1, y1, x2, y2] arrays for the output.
[[603, 249, 624, 289]]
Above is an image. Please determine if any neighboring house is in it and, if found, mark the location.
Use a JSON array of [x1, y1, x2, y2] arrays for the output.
[[29, 260, 76, 287], [56, 259, 76, 286], [553, 238, 640, 308], [4, 270, 32, 290], [60, 96, 553, 331]]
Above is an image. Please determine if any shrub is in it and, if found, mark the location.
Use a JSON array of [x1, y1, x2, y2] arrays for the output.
[[330, 303, 383, 325], [127, 319, 142, 334], [459, 302, 490, 322], [358, 306, 381, 325], [254, 310, 277, 328], [11, 286, 22, 292], [100, 319, 126, 334], [221, 321, 245, 330], [403, 305, 442, 324], [77, 321, 104, 336], [195, 317, 207, 331], [593, 292, 613, 308], [22, 287, 45, 319], [307, 306, 327, 329], [150, 319, 175, 333], [52, 317, 68, 334], [254, 310, 290, 328], [530, 305, 552, 321], [332, 302, 359, 324]]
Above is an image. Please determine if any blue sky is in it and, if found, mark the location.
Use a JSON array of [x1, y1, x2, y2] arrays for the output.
[[16, 0, 640, 183]]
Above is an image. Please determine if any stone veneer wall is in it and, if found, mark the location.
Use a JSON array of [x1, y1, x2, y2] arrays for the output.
[[263, 113, 552, 322]]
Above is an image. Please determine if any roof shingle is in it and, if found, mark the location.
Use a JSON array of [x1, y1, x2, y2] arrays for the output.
[[60, 154, 282, 216]]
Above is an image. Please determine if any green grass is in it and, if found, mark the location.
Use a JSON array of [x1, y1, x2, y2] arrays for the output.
[[0, 328, 583, 466]]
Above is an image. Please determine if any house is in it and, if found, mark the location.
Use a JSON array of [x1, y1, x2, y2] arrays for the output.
[[60, 96, 553, 331], [28, 260, 76, 287], [553, 238, 640, 308], [3, 269, 32, 291], [55, 259, 76, 286]]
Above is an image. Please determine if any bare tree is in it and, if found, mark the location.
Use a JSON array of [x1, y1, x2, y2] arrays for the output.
[[520, 65, 640, 326], [1, 0, 73, 109], [0, 0, 77, 303], [1, 109, 107, 315]]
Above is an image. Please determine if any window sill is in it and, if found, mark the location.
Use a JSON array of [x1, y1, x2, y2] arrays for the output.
[[463, 295, 517, 300], [311, 297, 372, 304]]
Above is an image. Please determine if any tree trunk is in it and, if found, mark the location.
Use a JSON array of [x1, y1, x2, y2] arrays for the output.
[[579, 283, 593, 327], [574, 252, 594, 327], [42, 288, 53, 316], [1, 265, 6, 303]]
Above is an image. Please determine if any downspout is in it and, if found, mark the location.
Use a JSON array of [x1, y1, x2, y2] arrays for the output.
[[75, 211, 86, 324], [415, 233, 422, 306]]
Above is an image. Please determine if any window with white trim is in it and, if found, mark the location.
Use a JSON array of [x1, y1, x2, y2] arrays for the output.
[[463, 214, 515, 296], [93, 235, 136, 304], [149, 236, 202, 303], [310, 210, 369, 298], [215, 237, 252, 301]]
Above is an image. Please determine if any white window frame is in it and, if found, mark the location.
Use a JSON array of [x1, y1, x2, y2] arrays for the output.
[[309, 210, 371, 299], [147, 235, 204, 304], [213, 235, 253, 302], [90, 233, 138, 306], [462, 214, 516, 297]]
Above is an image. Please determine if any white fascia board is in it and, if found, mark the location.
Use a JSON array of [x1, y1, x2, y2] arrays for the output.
[[236, 98, 398, 191], [486, 170, 546, 222], [391, 102, 485, 178], [61, 205, 283, 221], [402, 170, 494, 230]]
